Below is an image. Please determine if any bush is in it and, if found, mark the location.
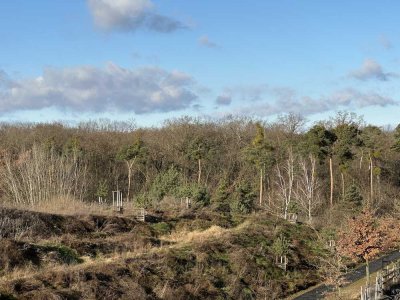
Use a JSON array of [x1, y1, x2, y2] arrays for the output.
[[343, 184, 363, 211], [135, 192, 152, 208], [0, 293, 17, 300], [148, 167, 181, 202], [40, 244, 83, 265], [176, 184, 210, 206], [230, 181, 255, 214], [151, 222, 172, 235], [212, 177, 231, 213]]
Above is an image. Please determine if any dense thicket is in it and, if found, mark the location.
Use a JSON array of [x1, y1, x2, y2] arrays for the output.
[[0, 113, 399, 224]]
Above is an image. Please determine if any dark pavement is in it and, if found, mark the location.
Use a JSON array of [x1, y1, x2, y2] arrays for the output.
[[293, 250, 400, 300]]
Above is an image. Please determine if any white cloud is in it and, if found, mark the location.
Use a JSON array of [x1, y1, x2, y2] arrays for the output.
[[220, 84, 397, 117], [349, 59, 396, 81], [221, 84, 269, 103], [198, 35, 218, 48], [0, 63, 197, 114], [87, 0, 184, 33]]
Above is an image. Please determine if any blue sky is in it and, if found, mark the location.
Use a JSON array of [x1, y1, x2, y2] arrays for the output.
[[0, 0, 399, 127]]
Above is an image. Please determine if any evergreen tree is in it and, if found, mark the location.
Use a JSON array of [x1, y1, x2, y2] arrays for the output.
[[212, 176, 230, 213], [116, 137, 148, 201], [333, 123, 360, 199], [244, 123, 274, 206], [343, 183, 363, 211], [95, 180, 108, 202], [182, 135, 215, 185], [149, 166, 181, 202], [361, 126, 384, 203], [231, 181, 255, 214], [392, 124, 400, 152], [304, 125, 336, 207]]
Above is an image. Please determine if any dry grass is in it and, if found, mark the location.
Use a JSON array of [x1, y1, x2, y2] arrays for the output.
[[1, 196, 147, 217], [159, 220, 250, 247], [1, 196, 110, 216], [161, 225, 227, 245]]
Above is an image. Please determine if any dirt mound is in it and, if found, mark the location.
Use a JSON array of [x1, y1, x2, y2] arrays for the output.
[[0, 208, 94, 240], [83, 215, 142, 234], [0, 240, 40, 271], [0, 239, 83, 274], [0, 208, 149, 240], [1, 213, 320, 300]]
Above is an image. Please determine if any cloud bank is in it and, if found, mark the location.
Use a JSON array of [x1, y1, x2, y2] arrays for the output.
[[349, 59, 396, 81], [217, 84, 397, 117], [0, 63, 197, 114], [87, 0, 184, 33]]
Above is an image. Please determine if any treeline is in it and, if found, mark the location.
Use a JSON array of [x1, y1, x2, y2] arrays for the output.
[[0, 112, 399, 223]]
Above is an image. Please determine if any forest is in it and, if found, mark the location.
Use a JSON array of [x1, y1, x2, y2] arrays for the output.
[[1, 111, 399, 221], [0, 111, 400, 299]]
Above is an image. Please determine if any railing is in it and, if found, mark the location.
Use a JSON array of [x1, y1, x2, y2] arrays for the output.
[[361, 259, 400, 300]]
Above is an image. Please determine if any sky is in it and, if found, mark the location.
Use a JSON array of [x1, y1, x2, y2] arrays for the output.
[[0, 0, 399, 127]]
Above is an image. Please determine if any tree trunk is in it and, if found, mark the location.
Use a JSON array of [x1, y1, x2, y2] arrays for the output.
[[126, 160, 134, 202], [259, 167, 263, 206], [329, 157, 334, 207], [197, 158, 202, 185], [369, 155, 373, 204], [341, 172, 345, 200], [366, 258, 370, 286]]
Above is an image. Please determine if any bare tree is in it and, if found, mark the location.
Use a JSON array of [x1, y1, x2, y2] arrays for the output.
[[0, 144, 88, 206], [275, 147, 295, 219], [295, 155, 320, 224]]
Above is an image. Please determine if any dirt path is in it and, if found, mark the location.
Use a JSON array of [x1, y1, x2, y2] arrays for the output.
[[294, 250, 400, 300]]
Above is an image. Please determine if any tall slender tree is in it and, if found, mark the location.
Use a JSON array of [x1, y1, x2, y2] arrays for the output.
[[244, 123, 274, 206], [361, 126, 384, 204], [304, 125, 336, 207], [116, 137, 147, 201], [333, 123, 359, 199]]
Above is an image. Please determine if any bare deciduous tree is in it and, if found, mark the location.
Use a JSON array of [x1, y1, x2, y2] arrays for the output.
[[295, 155, 320, 224], [275, 147, 295, 219], [0, 144, 88, 206]]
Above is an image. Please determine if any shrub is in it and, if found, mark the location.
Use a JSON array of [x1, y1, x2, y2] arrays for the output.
[[40, 244, 83, 265], [343, 184, 363, 211], [230, 181, 255, 214], [212, 177, 231, 213], [148, 167, 182, 202], [176, 184, 210, 206], [0, 292, 17, 300], [151, 222, 172, 235], [135, 192, 152, 208]]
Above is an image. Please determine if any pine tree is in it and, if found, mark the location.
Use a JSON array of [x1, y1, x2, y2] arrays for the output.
[[116, 137, 148, 201], [304, 125, 336, 207], [244, 123, 274, 206], [212, 176, 230, 213], [231, 181, 255, 214], [392, 124, 400, 152], [342, 184, 363, 211], [96, 180, 108, 202]]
